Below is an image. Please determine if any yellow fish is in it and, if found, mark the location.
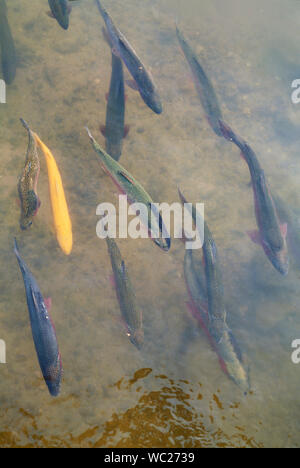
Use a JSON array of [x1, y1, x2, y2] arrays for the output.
[[34, 133, 73, 255]]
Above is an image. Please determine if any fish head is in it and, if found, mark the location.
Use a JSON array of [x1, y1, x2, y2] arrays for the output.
[[49, 0, 70, 30], [129, 328, 144, 350], [140, 87, 162, 115], [58, 16, 69, 30], [153, 236, 171, 252], [262, 236, 289, 276]]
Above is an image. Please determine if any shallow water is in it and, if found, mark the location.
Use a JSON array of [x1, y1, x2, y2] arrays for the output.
[[0, 0, 300, 448]]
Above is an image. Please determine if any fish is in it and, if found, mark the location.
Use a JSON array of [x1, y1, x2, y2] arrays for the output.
[[33, 132, 73, 256], [18, 119, 41, 230], [85, 127, 170, 251], [95, 0, 162, 114], [106, 237, 143, 349], [47, 0, 76, 30], [178, 188, 228, 342], [219, 120, 289, 276], [100, 43, 128, 161], [184, 236, 249, 393], [0, 0, 16, 85], [176, 26, 223, 137], [14, 238, 62, 397]]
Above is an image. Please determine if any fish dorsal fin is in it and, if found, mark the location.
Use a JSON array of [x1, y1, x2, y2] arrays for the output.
[[118, 171, 135, 185]]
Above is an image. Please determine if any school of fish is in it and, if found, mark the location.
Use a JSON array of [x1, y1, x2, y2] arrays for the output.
[[2, 0, 297, 400]]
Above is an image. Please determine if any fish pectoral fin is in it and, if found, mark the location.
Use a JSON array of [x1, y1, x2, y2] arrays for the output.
[[246, 230, 262, 245], [46, 11, 55, 18], [44, 297, 52, 311], [123, 125, 130, 138], [100, 125, 106, 137]]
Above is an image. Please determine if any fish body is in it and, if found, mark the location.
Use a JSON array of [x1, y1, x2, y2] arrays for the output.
[[33, 133, 73, 255], [95, 0, 162, 114], [176, 26, 223, 137], [86, 127, 170, 251], [220, 121, 289, 276], [179, 189, 227, 341], [103, 52, 126, 161], [14, 239, 62, 397], [48, 0, 72, 30], [0, 0, 16, 84], [106, 238, 143, 349], [18, 119, 41, 230], [184, 248, 249, 393]]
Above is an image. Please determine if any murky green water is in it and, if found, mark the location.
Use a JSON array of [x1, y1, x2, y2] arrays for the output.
[[0, 0, 299, 448]]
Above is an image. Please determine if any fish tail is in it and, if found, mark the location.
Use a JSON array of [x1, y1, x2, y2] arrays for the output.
[[20, 118, 31, 133], [95, 0, 107, 18], [13, 238, 25, 272], [13, 237, 20, 257], [85, 126, 94, 142]]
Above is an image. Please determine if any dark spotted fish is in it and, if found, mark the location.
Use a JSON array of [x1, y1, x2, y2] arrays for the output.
[[14, 239, 62, 397], [220, 121, 289, 276], [18, 119, 41, 230], [176, 26, 223, 137], [184, 236, 249, 393], [95, 0, 162, 114], [101, 34, 128, 161], [106, 237, 143, 349], [179, 188, 227, 342]]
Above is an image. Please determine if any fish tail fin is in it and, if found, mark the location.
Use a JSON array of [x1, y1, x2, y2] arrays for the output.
[[85, 126, 95, 143], [13, 237, 19, 255], [13, 238, 23, 265], [20, 118, 30, 132], [95, 0, 106, 19]]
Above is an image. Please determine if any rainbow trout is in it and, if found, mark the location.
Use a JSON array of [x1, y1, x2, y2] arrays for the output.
[[219, 121, 289, 276], [0, 0, 16, 84], [179, 189, 227, 342], [95, 0, 162, 114], [101, 49, 127, 161], [86, 127, 170, 251], [18, 119, 41, 230], [14, 239, 62, 397], [184, 248, 249, 393], [106, 238, 143, 349], [176, 26, 223, 137]]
